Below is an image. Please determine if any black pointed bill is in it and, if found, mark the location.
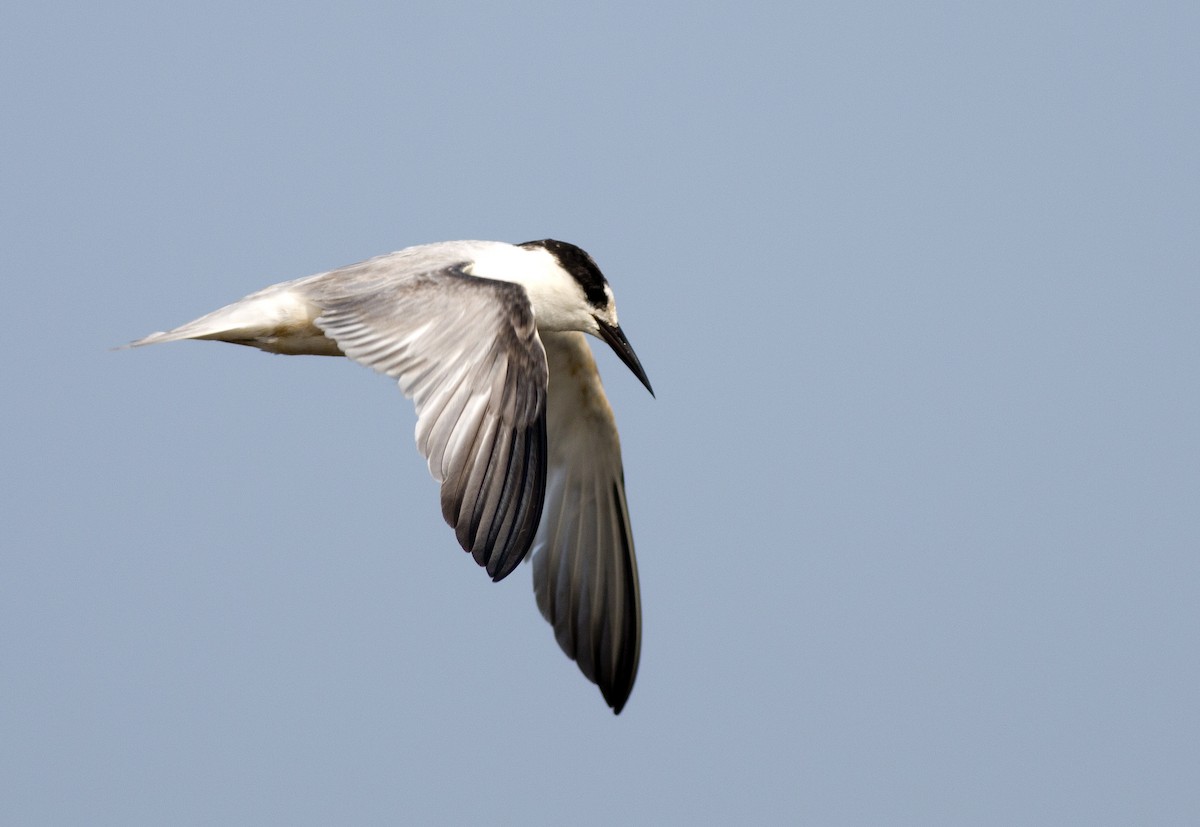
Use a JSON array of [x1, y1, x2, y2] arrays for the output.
[[596, 319, 654, 397]]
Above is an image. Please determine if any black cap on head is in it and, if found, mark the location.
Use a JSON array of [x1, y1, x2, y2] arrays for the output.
[[519, 239, 610, 309], [520, 239, 654, 397]]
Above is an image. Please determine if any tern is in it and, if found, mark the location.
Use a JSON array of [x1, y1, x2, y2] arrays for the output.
[[126, 239, 653, 713]]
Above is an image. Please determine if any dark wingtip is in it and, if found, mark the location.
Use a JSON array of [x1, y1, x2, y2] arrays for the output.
[[603, 673, 635, 714], [484, 416, 548, 583]]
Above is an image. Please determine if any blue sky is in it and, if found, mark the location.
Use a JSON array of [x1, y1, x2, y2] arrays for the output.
[[3, 2, 1198, 824]]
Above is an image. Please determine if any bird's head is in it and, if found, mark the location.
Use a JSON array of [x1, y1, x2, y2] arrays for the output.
[[520, 239, 654, 397]]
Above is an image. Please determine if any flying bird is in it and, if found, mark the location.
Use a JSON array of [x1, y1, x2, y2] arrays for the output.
[[126, 239, 653, 713]]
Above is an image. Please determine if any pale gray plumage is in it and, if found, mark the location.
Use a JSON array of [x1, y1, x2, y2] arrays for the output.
[[310, 261, 549, 580], [125, 239, 651, 714]]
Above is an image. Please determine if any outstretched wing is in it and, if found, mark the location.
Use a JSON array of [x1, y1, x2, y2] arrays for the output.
[[311, 259, 548, 581], [532, 332, 641, 713]]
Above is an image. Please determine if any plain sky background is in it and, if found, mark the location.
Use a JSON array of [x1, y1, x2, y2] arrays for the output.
[[3, 1, 1197, 824]]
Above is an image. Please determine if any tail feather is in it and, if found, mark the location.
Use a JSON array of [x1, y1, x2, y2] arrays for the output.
[[119, 327, 213, 349], [120, 313, 256, 350], [119, 287, 333, 355]]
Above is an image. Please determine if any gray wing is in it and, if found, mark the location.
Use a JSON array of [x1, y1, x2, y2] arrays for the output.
[[532, 332, 641, 713], [311, 259, 548, 581]]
